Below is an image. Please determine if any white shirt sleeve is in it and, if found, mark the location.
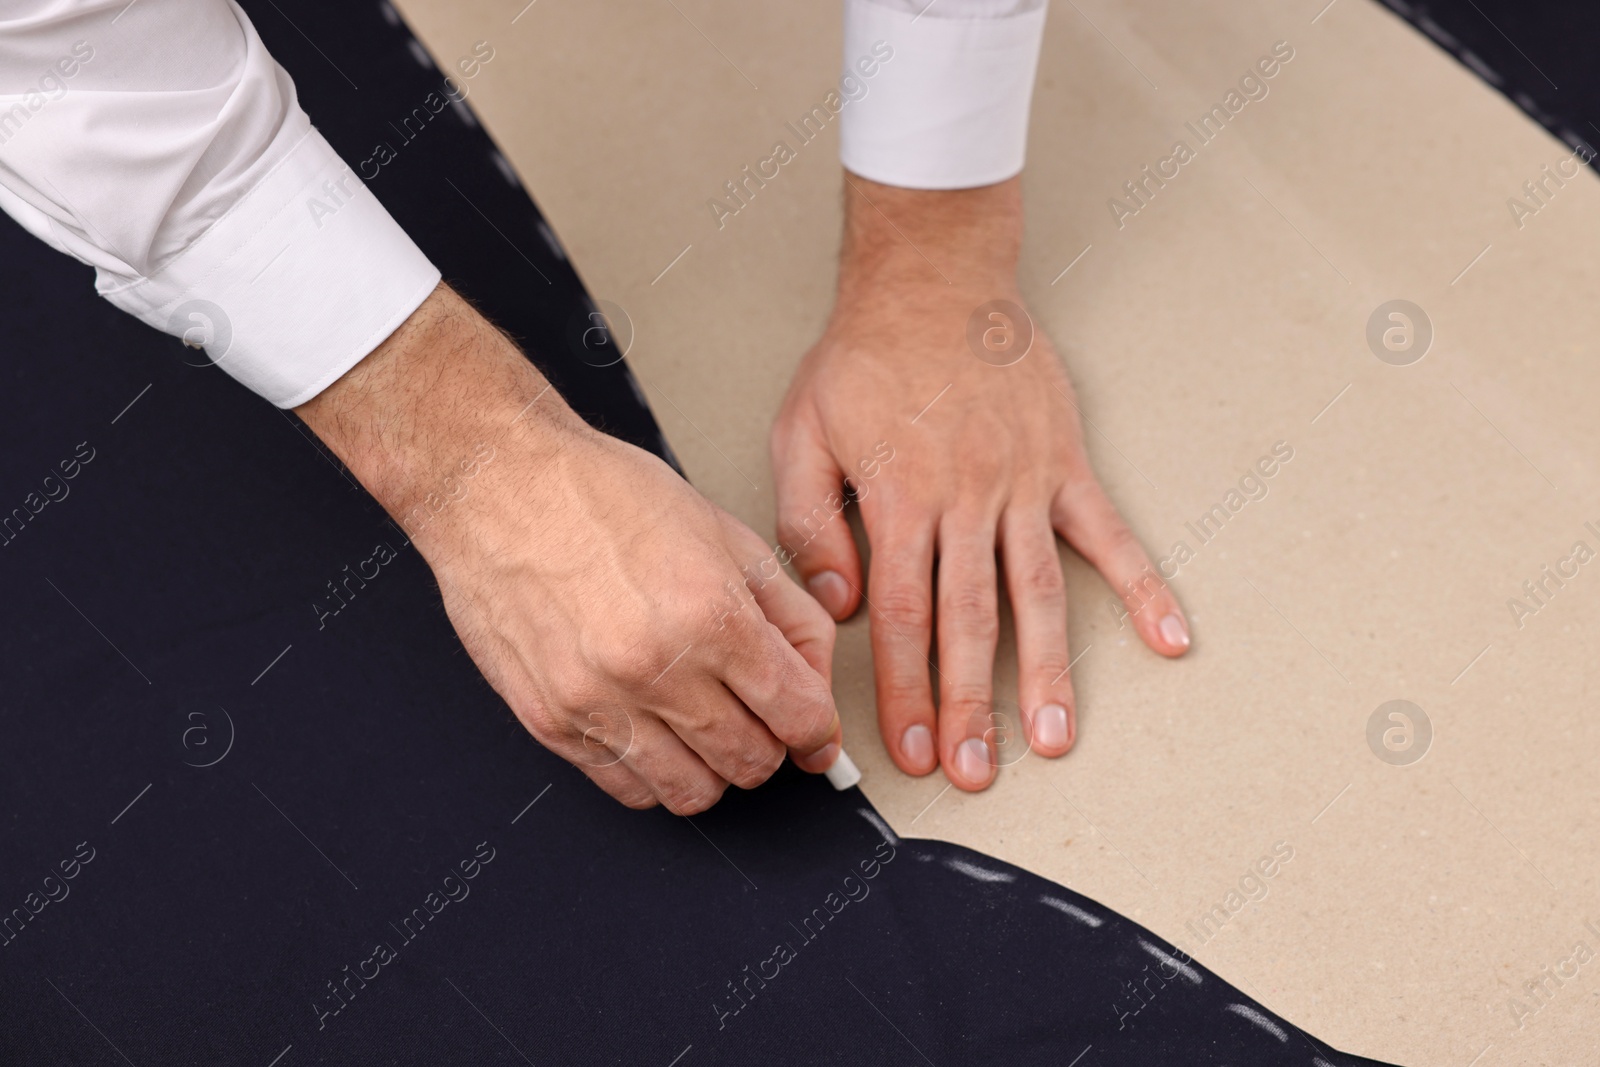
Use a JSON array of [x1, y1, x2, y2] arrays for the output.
[[0, 0, 440, 408], [840, 0, 1048, 189]]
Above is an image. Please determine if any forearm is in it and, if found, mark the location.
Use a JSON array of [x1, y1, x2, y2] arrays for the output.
[[838, 174, 1023, 297], [293, 284, 581, 553]]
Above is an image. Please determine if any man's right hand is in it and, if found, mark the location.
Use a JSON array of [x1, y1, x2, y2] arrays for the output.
[[296, 285, 843, 813]]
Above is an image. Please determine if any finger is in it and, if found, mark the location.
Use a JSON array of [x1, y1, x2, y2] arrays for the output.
[[617, 712, 730, 815], [771, 415, 863, 620], [572, 758, 659, 810], [733, 541, 845, 775], [864, 516, 939, 776], [934, 519, 1001, 791], [998, 506, 1075, 758], [716, 608, 841, 767], [655, 678, 788, 790], [788, 719, 844, 776], [1052, 478, 1190, 657], [725, 519, 837, 687]]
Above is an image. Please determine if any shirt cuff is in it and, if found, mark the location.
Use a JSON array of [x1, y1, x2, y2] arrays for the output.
[[839, 0, 1047, 189], [97, 124, 441, 409]]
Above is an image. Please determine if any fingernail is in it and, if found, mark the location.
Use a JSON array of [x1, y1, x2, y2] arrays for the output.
[[901, 724, 935, 771], [1159, 612, 1190, 650], [807, 570, 850, 618], [955, 737, 994, 787], [1033, 703, 1070, 751], [795, 741, 838, 773]]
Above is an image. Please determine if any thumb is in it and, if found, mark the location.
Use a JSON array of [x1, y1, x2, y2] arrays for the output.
[[772, 421, 863, 621]]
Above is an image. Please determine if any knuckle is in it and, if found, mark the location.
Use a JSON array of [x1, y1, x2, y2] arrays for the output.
[[577, 708, 635, 763], [944, 586, 999, 639], [676, 703, 721, 738], [790, 689, 836, 746], [726, 739, 785, 790], [542, 667, 599, 717], [661, 778, 726, 816], [945, 682, 994, 716], [1033, 655, 1073, 688], [788, 601, 837, 657], [1102, 522, 1142, 554], [603, 779, 659, 810], [602, 640, 673, 690], [873, 585, 933, 630], [732, 651, 786, 713], [514, 698, 563, 743], [1018, 556, 1067, 600], [958, 462, 1007, 498], [750, 665, 835, 749], [878, 676, 932, 716]]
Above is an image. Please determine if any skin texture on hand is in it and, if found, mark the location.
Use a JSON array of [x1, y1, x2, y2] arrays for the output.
[[771, 173, 1190, 792], [296, 284, 843, 813]]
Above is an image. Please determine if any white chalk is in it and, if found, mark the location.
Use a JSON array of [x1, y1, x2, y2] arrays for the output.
[[824, 748, 861, 790]]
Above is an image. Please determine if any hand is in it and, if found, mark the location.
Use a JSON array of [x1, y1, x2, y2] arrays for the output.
[[770, 175, 1189, 791], [298, 285, 843, 813]]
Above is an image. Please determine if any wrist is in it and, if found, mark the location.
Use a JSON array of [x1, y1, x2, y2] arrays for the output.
[[837, 172, 1023, 299], [295, 284, 583, 551]]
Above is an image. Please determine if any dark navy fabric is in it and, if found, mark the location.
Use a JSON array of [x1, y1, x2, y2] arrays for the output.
[[0, 2, 1407, 1063], [1377, 0, 1600, 160]]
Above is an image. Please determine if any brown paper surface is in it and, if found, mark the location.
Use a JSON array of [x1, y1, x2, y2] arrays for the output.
[[395, 1, 1600, 1062]]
